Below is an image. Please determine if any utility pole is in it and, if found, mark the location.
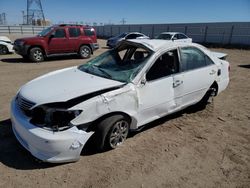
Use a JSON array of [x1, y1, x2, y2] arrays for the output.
[[0, 13, 7, 25], [26, 0, 45, 25], [120, 18, 126, 25]]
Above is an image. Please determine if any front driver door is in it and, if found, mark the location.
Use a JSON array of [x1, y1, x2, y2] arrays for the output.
[[48, 28, 69, 54]]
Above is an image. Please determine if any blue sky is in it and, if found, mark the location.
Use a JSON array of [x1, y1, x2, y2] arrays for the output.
[[0, 0, 250, 25]]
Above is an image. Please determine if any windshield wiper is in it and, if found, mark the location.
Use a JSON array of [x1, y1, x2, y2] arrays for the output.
[[92, 65, 112, 79]]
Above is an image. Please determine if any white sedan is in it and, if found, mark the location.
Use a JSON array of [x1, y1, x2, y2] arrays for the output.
[[0, 36, 14, 54], [156, 32, 192, 43], [11, 39, 229, 163], [107, 32, 149, 48]]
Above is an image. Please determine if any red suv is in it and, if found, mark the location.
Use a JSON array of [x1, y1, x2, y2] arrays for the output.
[[14, 24, 99, 62]]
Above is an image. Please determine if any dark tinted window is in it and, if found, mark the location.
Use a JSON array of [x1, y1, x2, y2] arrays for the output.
[[69, 27, 81, 37], [126, 34, 137, 39], [180, 47, 207, 71], [205, 55, 214, 65], [54, 29, 66, 38], [84, 29, 95, 36], [146, 49, 179, 81], [177, 34, 187, 39], [157, 34, 172, 40]]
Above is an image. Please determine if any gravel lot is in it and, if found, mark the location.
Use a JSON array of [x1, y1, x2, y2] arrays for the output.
[[0, 36, 250, 188]]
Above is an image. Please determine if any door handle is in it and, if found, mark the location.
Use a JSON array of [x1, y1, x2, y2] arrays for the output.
[[209, 70, 216, 75], [173, 80, 183, 88]]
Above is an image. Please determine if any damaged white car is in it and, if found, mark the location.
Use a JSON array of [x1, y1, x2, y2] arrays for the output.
[[11, 39, 230, 163], [0, 36, 14, 54]]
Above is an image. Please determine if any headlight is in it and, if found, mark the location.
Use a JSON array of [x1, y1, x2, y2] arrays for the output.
[[31, 106, 82, 131]]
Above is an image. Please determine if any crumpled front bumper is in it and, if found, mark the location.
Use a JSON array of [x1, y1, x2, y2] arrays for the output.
[[10, 99, 93, 163]]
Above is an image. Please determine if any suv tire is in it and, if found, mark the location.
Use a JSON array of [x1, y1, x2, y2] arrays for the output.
[[79, 45, 91, 59], [29, 47, 44, 62]]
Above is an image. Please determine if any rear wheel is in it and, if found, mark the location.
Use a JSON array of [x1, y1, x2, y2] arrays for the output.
[[0, 44, 8, 55], [197, 85, 217, 108], [96, 115, 130, 151], [29, 47, 44, 62], [79, 45, 91, 59]]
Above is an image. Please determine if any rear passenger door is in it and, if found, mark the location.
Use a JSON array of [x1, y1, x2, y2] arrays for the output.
[[68, 27, 81, 52], [173, 46, 217, 108]]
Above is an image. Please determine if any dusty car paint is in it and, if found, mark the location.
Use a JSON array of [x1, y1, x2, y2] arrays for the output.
[[11, 39, 230, 163]]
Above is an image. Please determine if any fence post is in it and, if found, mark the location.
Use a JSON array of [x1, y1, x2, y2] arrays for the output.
[[229, 25, 234, 45], [152, 25, 155, 38], [8, 26, 10, 34], [21, 26, 23, 34], [103, 26, 104, 38], [32, 26, 34, 34], [110, 26, 112, 37], [184, 26, 187, 34], [203, 26, 208, 43]]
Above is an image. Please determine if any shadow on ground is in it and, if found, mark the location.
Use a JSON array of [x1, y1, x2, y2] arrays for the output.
[[1, 55, 81, 64], [0, 103, 206, 169], [0, 119, 60, 170], [238, 64, 250, 69]]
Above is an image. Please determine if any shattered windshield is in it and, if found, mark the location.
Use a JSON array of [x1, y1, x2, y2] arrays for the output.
[[78, 43, 152, 83], [37, 26, 54, 37]]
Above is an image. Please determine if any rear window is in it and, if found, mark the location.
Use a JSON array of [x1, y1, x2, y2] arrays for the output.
[[84, 29, 95, 36]]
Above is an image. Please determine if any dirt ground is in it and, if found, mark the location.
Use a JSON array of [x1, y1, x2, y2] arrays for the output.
[[0, 36, 250, 188]]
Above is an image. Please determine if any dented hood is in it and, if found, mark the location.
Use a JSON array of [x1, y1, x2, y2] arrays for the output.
[[19, 66, 124, 105]]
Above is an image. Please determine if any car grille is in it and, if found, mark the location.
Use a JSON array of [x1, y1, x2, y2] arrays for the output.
[[16, 94, 35, 115]]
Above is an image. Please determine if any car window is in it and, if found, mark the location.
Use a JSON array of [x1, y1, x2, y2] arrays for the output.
[[205, 55, 214, 65], [69, 28, 81, 37], [54, 29, 66, 38], [156, 34, 172, 40], [177, 34, 187, 39], [180, 47, 208, 71], [172, 34, 178, 40], [126, 34, 137, 39], [84, 29, 95, 36], [136, 34, 143, 38], [146, 49, 179, 81]]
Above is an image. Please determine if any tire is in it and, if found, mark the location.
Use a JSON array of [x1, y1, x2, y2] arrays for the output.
[[79, 45, 91, 59], [22, 55, 29, 60], [29, 47, 44, 62], [0, 44, 8, 55], [96, 115, 130, 151], [197, 86, 217, 108]]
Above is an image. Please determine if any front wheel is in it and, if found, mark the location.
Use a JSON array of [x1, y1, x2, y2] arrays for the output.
[[29, 47, 44, 62], [0, 44, 8, 55], [96, 115, 130, 151], [79, 45, 91, 59]]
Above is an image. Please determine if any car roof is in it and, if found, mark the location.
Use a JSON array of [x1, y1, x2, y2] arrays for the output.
[[127, 39, 201, 52], [160, 32, 184, 35], [126, 32, 146, 35]]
